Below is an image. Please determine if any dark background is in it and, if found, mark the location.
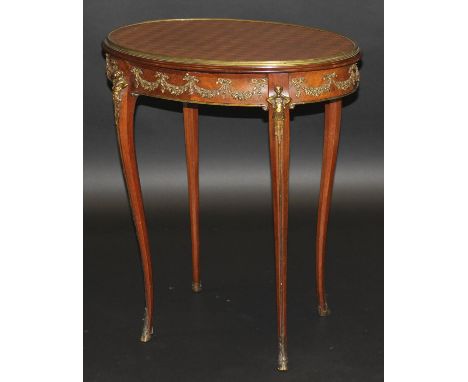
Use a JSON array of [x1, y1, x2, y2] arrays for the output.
[[84, 1, 383, 381]]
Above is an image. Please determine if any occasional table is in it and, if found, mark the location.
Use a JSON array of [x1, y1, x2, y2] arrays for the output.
[[103, 18, 360, 371]]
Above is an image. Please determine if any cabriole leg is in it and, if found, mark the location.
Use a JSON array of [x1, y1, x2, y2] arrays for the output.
[[107, 56, 154, 341], [316, 100, 342, 317], [183, 104, 201, 293], [265, 79, 292, 371]]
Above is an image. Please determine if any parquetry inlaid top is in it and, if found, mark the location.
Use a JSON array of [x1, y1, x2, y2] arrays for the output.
[[103, 19, 359, 70]]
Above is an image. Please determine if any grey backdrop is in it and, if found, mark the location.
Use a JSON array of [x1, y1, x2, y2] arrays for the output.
[[84, 1, 383, 380]]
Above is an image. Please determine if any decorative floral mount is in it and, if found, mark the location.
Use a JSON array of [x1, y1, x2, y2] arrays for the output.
[[290, 64, 360, 97], [131, 67, 267, 101]]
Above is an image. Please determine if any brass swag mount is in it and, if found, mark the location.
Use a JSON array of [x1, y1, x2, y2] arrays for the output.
[[131, 67, 267, 101], [291, 64, 360, 97], [106, 55, 358, 130]]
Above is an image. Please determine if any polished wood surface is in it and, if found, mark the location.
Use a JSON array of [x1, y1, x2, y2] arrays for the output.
[[104, 18, 360, 371], [317, 100, 342, 317], [183, 104, 201, 293]]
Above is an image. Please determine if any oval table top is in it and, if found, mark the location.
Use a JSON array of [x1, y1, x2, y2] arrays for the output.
[[103, 19, 361, 108], [103, 19, 360, 72]]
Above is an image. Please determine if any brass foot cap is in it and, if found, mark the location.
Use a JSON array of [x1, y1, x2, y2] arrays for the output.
[[278, 337, 288, 371], [140, 307, 153, 342], [140, 327, 154, 343], [277, 361, 288, 371], [192, 281, 202, 293], [318, 304, 332, 317]]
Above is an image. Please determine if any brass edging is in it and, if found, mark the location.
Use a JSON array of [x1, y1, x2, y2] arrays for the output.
[[290, 88, 359, 107], [131, 86, 359, 108], [104, 18, 360, 68], [105, 38, 359, 68], [131, 91, 266, 108]]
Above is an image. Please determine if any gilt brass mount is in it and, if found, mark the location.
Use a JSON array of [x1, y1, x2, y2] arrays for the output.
[[291, 64, 359, 98], [264, 86, 292, 143], [105, 54, 128, 126], [131, 67, 267, 101]]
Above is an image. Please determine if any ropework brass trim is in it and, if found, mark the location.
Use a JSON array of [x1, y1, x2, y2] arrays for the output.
[[104, 19, 360, 68], [131, 67, 267, 101], [291, 64, 360, 98]]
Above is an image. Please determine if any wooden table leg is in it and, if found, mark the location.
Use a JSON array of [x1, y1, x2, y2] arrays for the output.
[[266, 77, 291, 371], [113, 84, 154, 342], [183, 104, 201, 293], [316, 100, 342, 317]]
